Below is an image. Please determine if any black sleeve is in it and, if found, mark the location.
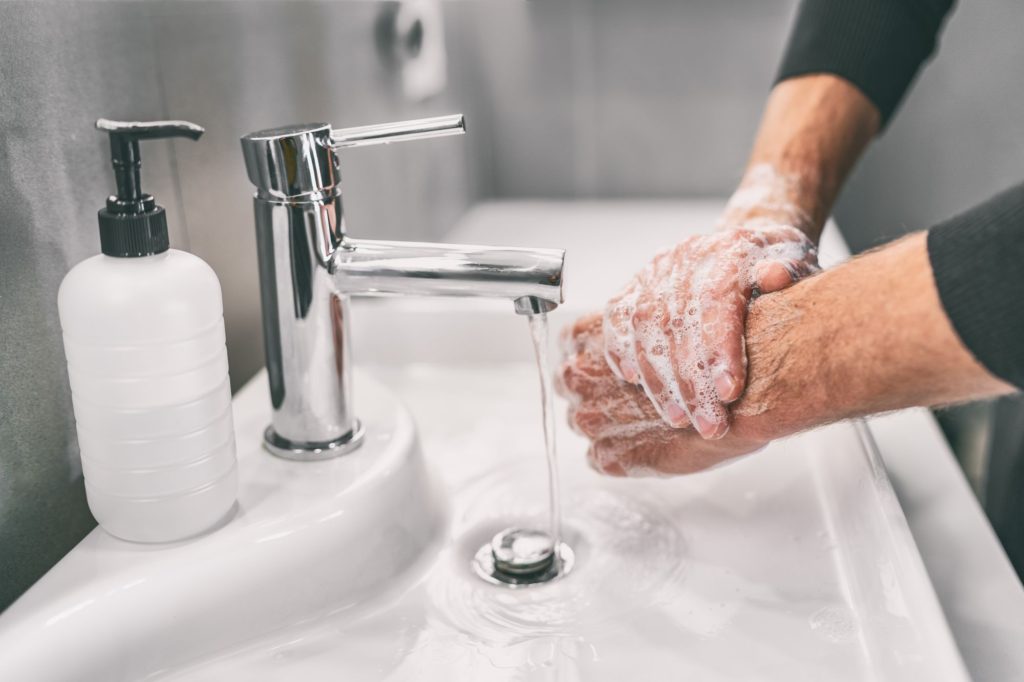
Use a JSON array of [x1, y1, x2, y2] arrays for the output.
[[776, 0, 956, 127], [928, 183, 1024, 389]]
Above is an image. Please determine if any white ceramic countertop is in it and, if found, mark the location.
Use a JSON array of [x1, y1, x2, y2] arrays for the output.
[[441, 201, 1024, 681]]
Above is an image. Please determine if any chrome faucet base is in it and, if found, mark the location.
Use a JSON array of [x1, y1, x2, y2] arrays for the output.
[[262, 423, 366, 461]]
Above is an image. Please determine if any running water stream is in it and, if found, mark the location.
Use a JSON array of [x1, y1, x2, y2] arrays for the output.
[[527, 311, 562, 547], [471, 310, 574, 586]]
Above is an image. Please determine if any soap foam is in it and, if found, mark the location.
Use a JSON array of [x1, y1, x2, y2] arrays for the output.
[[602, 218, 818, 437], [718, 163, 813, 233]]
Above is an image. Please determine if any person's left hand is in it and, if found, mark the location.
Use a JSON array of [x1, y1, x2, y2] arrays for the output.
[[557, 313, 769, 476]]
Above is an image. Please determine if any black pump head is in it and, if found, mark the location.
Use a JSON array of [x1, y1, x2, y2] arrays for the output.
[[95, 119, 204, 257]]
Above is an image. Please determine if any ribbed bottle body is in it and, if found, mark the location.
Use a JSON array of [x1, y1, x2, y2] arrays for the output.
[[58, 250, 237, 542]]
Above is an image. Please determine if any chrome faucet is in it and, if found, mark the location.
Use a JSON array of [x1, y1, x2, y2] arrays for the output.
[[240, 115, 564, 460]]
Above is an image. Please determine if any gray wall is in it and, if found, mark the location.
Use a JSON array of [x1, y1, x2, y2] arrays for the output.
[[470, 0, 1024, 251], [0, 0, 483, 610], [1, 1, 176, 613], [467, 0, 796, 199]]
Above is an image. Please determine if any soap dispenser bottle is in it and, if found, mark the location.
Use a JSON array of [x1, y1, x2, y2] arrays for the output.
[[58, 119, 238, 543]]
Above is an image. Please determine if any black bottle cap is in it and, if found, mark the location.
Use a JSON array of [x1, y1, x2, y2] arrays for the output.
[[95, 119, 204, 257]]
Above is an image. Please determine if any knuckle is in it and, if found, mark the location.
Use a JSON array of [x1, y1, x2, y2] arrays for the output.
[[559, 360, 587, 398], [573, 410, 607, 438]]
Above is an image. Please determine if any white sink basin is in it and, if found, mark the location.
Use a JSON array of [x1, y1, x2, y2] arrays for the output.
[[0, 201, 969, 680]]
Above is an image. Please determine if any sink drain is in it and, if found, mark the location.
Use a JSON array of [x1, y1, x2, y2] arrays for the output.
[[472, 527, 575, 587]]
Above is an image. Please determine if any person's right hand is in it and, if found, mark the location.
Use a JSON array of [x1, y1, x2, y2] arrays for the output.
[[603, 168, 820, 439]]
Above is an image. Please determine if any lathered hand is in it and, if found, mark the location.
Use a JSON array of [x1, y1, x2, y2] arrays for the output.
[[602, 219, 818, 439], [558, 314, 768, 476]]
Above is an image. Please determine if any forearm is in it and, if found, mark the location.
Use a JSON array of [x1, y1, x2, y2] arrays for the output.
[[727, 0, 958, 242], [734, 233, 1016, 443], [721, 75, 880, 242]]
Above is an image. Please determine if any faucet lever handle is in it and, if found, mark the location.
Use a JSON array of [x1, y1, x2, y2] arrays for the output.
[[330, 114, 465, 149]]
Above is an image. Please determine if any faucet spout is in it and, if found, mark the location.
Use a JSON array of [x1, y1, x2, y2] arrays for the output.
[[334, 239, 564, 310]]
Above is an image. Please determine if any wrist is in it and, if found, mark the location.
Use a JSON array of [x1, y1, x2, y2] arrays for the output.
[[728, 278, 835, 443], [728, 231, 1014, 446], [730, 75, 881, 241], [719, 163, 822, 238]]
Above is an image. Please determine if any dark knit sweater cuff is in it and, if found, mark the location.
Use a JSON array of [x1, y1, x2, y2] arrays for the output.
[[928, 183, 1024, 390], [776, 0, 953, 128]]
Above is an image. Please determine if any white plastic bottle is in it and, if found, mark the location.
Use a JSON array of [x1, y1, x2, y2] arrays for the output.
[[57, 119, 237, 542]]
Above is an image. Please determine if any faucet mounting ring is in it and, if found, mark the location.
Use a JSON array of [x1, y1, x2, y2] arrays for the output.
[[263, 422, 366, 461]]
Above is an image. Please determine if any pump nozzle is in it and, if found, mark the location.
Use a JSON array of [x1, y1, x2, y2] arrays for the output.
[[95, 118, 204, 257]]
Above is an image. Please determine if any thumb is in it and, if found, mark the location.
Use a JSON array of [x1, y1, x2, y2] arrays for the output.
[[752, 259, 817, 295]]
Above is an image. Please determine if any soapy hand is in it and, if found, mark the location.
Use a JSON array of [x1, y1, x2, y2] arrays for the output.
[[558, 314, 769, 476], [603, 168, 819, 438]]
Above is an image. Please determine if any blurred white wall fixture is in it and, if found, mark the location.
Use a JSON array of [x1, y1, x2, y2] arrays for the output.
[[376, 0, 448, 101]]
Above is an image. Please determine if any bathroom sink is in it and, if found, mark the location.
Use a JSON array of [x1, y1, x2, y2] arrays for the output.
[[0, 201, 969, 680]]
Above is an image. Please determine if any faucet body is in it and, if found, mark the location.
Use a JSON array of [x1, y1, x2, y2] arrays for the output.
[[242, 117, 563, 459]]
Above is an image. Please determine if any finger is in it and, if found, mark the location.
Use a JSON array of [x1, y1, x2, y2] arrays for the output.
[[571, 407, 614, 440], [585, 388, 666, 433], [658, 264, 721, 432], [587, 446, 627, 477], [590, 433, 665, 477], [559, 312, 603, 359], [752, 259, 803, 294], [631, 289, 691, 428], [603, 295, 639, 382], [553, 359, 573, 401], [603, 250, 671, 383], [754, 254, 822, 295], [785, 257, 821, 280], [665, 291, 731, 438], [557, 316, 623, 403], [688, 276, 748, 406], [601, 427, 720, 476], [556, 358, 606, 404], [567, 406, 587, 436]]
